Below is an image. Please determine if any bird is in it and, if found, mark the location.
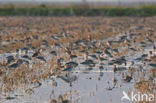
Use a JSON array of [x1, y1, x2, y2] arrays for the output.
[[58, 95, 71, 103], [58, 74, 77, 85], [68, 54, 77, 60], [50, 95, 71, 103], [8, 59, 24, 69], [62, 65, 73, 72], [32, 48, 42, 57], [50, 50, 57, 56], [148, 51, 153, 59], [97, 55, 106, 65], [64, 47, 71, 55], [6, 55, 14, 65], [22, 55, 31, 60], [83, 52, 88, 61], [87, 35, 92, 41], [36, 56, 46, 62], [64, 47, 77, 60], [80, 59, 95, 67], [102, 49, 113, 58], [113, 64, 118, 72], [124, 75, 132, 82], [65, 61, 78, 68], [152, 45, 156, 52]]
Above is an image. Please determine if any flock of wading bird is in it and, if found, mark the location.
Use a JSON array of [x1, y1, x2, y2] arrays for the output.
[[0, 17, 155, 102]]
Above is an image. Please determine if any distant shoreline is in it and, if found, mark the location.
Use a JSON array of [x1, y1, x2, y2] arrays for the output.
[[0, 5, 156, 17]]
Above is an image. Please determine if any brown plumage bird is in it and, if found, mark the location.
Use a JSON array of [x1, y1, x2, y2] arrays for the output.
[[32, 48, 42, 57]]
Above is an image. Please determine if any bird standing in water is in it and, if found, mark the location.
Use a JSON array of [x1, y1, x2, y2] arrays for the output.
[[113, 64, 118, 73]]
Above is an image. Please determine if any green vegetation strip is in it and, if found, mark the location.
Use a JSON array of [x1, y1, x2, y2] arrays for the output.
[[0, 5, 156, 16]]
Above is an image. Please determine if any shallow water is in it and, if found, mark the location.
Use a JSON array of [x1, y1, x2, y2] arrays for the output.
[[0, 31, 156, 103], [0, 46, 155, 103]]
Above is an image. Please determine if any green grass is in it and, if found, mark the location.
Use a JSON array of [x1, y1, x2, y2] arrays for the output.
[[0, 5, 156, 16]]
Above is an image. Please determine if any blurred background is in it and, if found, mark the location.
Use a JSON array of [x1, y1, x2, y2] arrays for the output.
[[0, 0, 156, 6], [0, 0, 156, 16]]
